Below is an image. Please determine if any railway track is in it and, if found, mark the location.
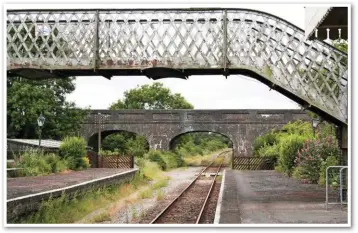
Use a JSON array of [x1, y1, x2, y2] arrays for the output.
[[150, 150, 230, 224]]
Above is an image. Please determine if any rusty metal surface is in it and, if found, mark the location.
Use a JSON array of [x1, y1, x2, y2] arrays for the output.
[[6, 9, 348, 124]]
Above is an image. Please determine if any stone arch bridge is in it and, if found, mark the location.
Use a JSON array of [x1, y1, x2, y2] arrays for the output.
[[80, 109, 310, 157]]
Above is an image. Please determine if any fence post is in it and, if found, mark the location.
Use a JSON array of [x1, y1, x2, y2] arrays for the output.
[[130, 155, 134, 168]]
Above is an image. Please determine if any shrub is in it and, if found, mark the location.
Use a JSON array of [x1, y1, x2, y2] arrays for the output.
[[319, 155, 339, 186], [12, 149, 69, 177], [99, 149, 122, 156], [253, 136, 266, 156], [60, 137, 88, 170], [160, 152, 178, 169], [253, 131, 279, 156], [293, 136, 339, 183], [316, 136, 339, 161], [125, 136, 148, 158], [173, 152, 185, 167], [292, 166, 305, 180], [102, 133, 127, 153], [145, 150, 167, 170], [257, 144, 280, 159], [136, 158, 163, 180], [282, 120, 313, 137], [293, 139, 322, 184], [16, 150, 52, 176], [278, 134, 306, 176], [44, 153, 68, 173]]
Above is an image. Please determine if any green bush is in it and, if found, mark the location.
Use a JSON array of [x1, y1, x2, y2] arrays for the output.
[[102, 133, 127, 153], [145, 150, 167, 170], [60, 137, 88, 170], [99, 149, 122, 156], [293, 137, 339, 184], [319, 155, 339, 186], [203, 139, 226, 152], [282, 120, 313, 137], [278, 134, 306, 176], [160, 152, 178, 169], [45, 153, 68, 173], [125, 136, 148, 157], [13, 149, 68, 177], [16, 150, 52, 176], [292, 166, 305, 180], [135, 157, 164, 180], [173, 152, 185, 167], [257, 144, 280, 159], [253, 131, 279, 156]]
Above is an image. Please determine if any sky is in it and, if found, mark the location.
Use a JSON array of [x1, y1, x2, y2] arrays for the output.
[[62, 4, 305, 110]]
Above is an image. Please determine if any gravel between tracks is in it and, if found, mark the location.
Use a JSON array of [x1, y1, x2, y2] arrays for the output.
[[107, 167, 203, 224]]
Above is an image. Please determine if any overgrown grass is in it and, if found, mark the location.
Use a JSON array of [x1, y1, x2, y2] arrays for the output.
[[138, 188, 153, 199], [88, 212, 111, 223], [156, 189, 164, 200], [184, 154, 213, 166], [11, 148, 69, 177], [184, 149, 230, 167], [137, 176, 169, 199], [19, 174, 146, 224], [152, 179, 169, 190], [15, 156, 170, 224]]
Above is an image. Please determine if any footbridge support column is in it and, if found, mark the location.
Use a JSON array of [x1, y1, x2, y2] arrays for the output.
[[338, 125, 348, 165]]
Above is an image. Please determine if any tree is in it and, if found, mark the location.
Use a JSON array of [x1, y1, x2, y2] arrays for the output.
[[7, 76, 89, 139], [109, 83, 194, 110], [102, 132, 149, 157], [102, 133, 128, 153]]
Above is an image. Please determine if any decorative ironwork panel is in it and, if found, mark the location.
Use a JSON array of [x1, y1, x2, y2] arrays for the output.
[[6, 9, 348, 124], [226, 10, 347, 125], [7, 10, 97, 69], [98, 10, 224, 69]]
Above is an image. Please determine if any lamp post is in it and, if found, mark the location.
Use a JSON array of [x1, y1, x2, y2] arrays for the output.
[[311, 118, 320, 137], [98, 113, 102, 153], [37, 114, 46, 147]]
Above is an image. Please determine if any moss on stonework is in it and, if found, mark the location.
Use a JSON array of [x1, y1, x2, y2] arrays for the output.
[[264, 65, 272, 78]]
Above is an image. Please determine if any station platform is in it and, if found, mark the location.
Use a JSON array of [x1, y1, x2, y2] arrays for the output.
[[7, 168, 138, 222], [217, 170, 348, 224]]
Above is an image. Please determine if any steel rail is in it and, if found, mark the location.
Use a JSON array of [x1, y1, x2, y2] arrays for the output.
[[196, 159, 224, 224], [150, 150, 229, 224]]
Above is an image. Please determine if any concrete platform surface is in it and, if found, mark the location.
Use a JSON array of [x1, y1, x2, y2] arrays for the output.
[[7, 168, 131, 199], [219, 170, 348, 224]]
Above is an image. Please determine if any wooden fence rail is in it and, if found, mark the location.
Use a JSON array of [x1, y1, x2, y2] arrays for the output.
[[87, 151, 134, 168], [232, 157, 276, 170]]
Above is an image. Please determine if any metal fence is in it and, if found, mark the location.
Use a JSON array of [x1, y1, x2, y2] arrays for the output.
[[325, 165, 348, 209]]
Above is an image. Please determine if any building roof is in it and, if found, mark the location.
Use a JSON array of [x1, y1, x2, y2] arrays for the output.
[[7, 139, 62, 149], [305, 7, 348, 41]]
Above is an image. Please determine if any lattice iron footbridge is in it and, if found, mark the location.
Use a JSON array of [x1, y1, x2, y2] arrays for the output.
[[6, 8, 348, 125]]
